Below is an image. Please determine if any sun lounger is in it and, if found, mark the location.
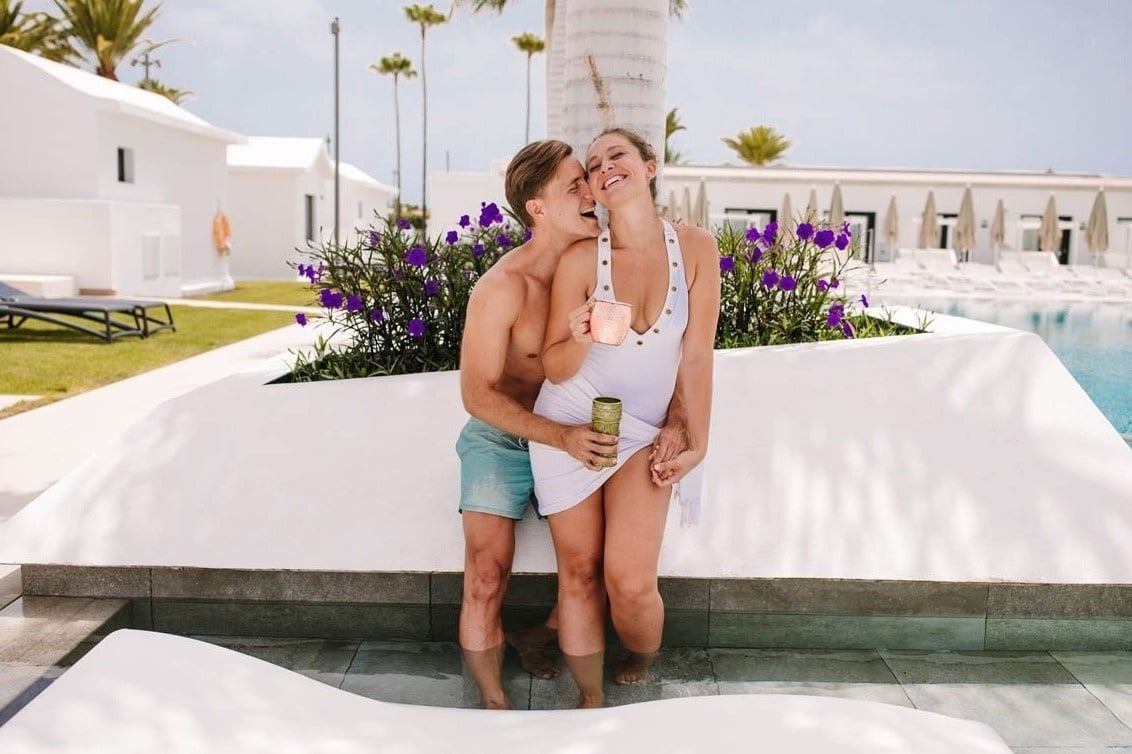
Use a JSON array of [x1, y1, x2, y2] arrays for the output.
[[0, 629, 1014, 754], [0, 281, 174, 342]]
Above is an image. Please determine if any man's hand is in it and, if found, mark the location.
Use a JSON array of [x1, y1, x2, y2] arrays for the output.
[[560, 423, 619, 471], [650, 420, 690, 486], [650, 448, 702, 487]]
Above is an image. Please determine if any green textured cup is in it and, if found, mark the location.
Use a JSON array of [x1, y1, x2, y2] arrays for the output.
[[591, 396, 622, 440]]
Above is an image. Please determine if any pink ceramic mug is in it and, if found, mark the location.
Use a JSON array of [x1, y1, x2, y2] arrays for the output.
[[590, 300, 632, 346]]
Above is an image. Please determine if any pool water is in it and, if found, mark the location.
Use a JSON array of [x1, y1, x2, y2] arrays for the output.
[[894, 298, 1132, 441]]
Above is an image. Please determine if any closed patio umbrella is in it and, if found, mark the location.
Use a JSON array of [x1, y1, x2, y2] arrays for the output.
[[805, 186, 819, 220], [779, 192, 794, 236], [953, 185, 977, 261], [682, 185, 693, 226], [989, 198, 1006, 267], [666, 189, 679, 222], [1085, 188, 1109, 265], [918, 190, 940, 248], [692, 178, 709, 229], [883, 194, 899, 252], [829, 183, 845, 227], [1039, 194, 1061, 254]]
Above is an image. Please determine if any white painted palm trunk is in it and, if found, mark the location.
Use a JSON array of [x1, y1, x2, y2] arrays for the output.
[[551, 0, 668, 165]]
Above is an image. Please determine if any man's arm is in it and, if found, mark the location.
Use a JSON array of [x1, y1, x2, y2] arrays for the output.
[[460, 272, 616, 466]]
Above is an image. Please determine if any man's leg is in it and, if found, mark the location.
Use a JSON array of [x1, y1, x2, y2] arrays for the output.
[[460, 511, 516, 709]]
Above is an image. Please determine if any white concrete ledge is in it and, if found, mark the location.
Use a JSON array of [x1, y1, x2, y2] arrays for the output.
[[0, 629, 1012, 753], [1, 311, 1130, 584], [0, 273, 75, 297]]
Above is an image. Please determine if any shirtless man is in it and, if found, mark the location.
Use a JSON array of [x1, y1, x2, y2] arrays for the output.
[[456, 140, 617, 709]]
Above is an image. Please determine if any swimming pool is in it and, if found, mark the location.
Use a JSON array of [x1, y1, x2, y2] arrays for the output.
[[877, 297, 1132, 442]]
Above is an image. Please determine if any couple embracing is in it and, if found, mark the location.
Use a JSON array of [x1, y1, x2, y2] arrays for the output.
[[456, 129, 721, 709]]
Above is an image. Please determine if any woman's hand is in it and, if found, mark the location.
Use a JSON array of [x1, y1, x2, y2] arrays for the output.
[[567, 298, 595, 343]]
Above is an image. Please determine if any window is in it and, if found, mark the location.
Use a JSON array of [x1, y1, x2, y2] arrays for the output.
[[117, 147, 134, 183], [304, 194, 315, 242], [715, 207, 773, 234]]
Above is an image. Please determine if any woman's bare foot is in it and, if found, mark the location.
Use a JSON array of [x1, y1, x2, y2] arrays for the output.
[[613, 650, 659, 684], [505, 624, 560, 679]]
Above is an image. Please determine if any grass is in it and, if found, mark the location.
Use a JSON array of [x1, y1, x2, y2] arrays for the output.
[[191, 280, 315, 308], [0, 304, 295, 419]]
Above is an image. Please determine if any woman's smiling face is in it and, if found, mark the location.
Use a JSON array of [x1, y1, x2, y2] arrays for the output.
[[586, 132, 656, 205]]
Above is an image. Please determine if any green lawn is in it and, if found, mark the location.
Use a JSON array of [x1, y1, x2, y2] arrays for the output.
[[191, 280, 315, 308], [0, 304, 295, 419]]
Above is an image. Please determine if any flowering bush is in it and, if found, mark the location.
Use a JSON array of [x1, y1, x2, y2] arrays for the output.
[[715, 216, 908, 347], [287, 203, 526, 381], [288, 208, 916, 381]]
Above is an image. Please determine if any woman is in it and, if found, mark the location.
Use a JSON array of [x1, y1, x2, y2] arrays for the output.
[[529, 128, 720, 707]]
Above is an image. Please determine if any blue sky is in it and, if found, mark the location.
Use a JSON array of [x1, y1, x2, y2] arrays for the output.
[[22, 0, 1132, 205]]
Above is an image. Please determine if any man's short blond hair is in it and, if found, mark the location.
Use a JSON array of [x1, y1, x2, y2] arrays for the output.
[[505, 140, 575, 228]]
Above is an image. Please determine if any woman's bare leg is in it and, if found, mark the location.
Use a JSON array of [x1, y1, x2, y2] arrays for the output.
[[603, 446, 671, 683], [547, 490, 606, 707]]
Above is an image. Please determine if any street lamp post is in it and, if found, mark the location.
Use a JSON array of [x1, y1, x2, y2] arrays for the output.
[[330, 17, 340, 246]]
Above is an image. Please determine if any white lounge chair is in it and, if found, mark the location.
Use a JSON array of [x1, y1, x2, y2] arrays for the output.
[[0, 629, 1014, 754]]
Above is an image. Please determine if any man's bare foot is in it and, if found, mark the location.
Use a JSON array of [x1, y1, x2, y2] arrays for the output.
[[576, 693, 604, 709], [506, 624, 560, 679], [482, 695, 513, 710], [613, 650, 659, 684]]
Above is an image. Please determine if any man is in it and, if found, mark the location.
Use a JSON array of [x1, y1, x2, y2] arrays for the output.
[[456, 140, 617, 709]]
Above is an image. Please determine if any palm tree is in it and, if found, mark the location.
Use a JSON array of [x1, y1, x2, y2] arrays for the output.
[[52, 0, 160, 80], [403, 3, 446, 233], [1, 0, 75, 62], [370, 52, 417, 218], [511, 32, 544, 144], [722, 126, 791, 166], [664, 107, 686, 164], [137, 76, 190, 104]]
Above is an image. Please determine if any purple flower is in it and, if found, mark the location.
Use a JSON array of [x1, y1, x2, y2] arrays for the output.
[[841, 221, 852, 237], [393, 269, 404, 280], [817, 279, 830, 292], [524, 228, 532, 241], [396, 217, 411, 230], [835, 232, 850, 251], [761, 221, 778, 245], [407, 317, 426, 337], [479, 202, 504, 227], [472, 243, 485, 258], [445, 230, 459, 245], [748, 247, 764, 263], [796, 222, 814, 241], [370, 308, 384, 323], [826, 303, 844, 328], [464, 270, 475, 279], [297, 263, 308, 278], [719, 256, 736, 272], [815, 229, 835, 249], [459, 214, 471, 228], [405, 246, 427, 266], [368, 230, 381, 247], [745, 226, 762, 244], [860, 293, 870, 308], [830, 278, 840, 289], [424, 279, 439, 297], [319, 289, 343, 309], [761, 269, 780, 289], [498, 234, 512, 248], [345, 294, 363, 312], [778, 275, 796, 291], [841, 320, 856, 338], [294, 312, 307, 327]]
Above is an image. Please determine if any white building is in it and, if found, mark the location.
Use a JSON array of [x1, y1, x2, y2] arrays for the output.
[[226, 137, 396, 281], [431, 161, 1132, 269], [0, 44, 243, 297]]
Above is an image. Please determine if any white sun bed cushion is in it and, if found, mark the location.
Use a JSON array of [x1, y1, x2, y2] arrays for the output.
[[0, 629, 1013, 754]]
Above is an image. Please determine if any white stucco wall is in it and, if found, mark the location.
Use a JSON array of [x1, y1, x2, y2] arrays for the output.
[[2, 313, 1129, 583], [227, 171, 307, 281]]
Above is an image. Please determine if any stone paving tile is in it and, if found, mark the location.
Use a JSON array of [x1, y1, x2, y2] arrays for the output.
[[1051, 652, 1132, 730], [712, 647, 915, 708], [0, 597, 127, 665], [881, 650, 1132, 748], [341, 640, 531, 709], [198, 636, 359, 689]]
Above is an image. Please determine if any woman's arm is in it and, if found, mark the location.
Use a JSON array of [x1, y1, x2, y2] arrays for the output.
[[542, 241, 596, 383]]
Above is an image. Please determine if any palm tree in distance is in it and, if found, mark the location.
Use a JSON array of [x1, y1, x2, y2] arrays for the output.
[[370, 52, 417, 218], [404, 3, 446, 233], [52, 0, 160, 80], [511, 32, 544, 144], [722, 125, 791, 166], [138, 76, 190, 104], [1, 0, 76, 61], [664, 107, 686, 164]]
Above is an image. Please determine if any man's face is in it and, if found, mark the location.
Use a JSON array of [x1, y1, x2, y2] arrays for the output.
[[533, 157, 600, 242]]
